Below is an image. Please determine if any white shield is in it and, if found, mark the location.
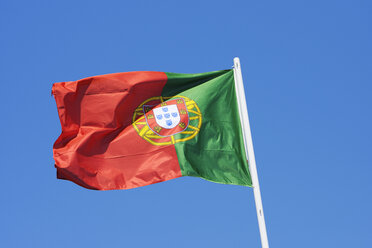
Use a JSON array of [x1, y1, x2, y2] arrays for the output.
[[153, 104, 180, 129]]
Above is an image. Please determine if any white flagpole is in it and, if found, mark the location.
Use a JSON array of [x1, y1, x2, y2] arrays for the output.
[[233, 57, 269, 248]]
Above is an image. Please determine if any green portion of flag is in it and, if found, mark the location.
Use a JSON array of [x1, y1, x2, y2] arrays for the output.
[[163, 70, 252, 186]]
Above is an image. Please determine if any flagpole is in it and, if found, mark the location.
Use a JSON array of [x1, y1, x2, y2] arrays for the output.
[[233, 57, 269, 248]]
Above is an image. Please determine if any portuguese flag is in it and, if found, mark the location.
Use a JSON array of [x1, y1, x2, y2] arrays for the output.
[[52, 69, 252, 190]]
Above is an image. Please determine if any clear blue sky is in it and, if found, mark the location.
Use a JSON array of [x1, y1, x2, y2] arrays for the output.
[[1, 0, 371, 247]]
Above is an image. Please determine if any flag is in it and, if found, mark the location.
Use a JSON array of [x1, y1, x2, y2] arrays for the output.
[[52, 69, 252, 190]]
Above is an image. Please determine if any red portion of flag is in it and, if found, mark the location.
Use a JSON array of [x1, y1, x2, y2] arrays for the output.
[[52, 71, 182, 190]]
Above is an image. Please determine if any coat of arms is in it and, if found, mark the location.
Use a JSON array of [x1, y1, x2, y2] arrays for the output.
[[143, 98, 189, 137], [132, 95, 202, 146]]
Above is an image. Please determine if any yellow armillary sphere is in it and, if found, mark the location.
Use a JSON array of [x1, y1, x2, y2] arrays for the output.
[[132, 95, 202, 146]]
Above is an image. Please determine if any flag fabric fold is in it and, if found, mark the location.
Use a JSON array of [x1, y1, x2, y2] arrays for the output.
[[52, 69, 252, 190]]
